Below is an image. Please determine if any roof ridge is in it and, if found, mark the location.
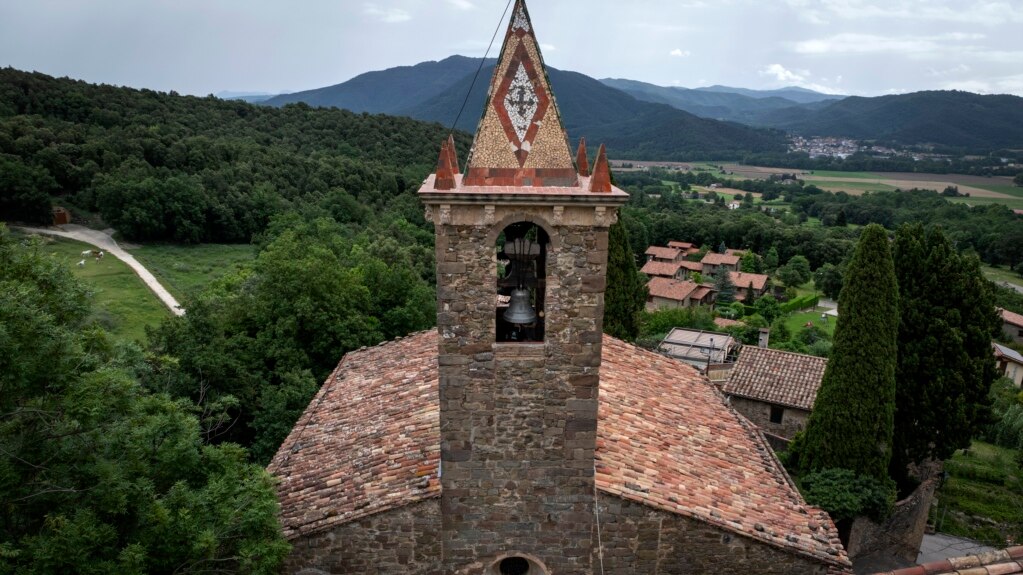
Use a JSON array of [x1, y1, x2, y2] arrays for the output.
[[740, 344, 830, 362]]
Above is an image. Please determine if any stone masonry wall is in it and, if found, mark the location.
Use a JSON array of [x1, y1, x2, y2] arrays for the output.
[[594, 493, 836, 575], [283, 499, 442, 575], [434, 206, 609, 575], [730, 397, 809, 440]]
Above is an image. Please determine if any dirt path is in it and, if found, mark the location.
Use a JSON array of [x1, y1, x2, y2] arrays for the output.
[[16, 224, 185, 316]]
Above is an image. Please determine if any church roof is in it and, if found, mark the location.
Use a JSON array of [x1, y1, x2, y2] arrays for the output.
[[269, 331, 850, 569]]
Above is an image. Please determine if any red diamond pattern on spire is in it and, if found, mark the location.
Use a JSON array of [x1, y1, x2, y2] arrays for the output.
[[492, 42, 550, 166]]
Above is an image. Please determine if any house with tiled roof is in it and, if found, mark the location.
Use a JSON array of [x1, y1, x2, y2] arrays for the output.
[[994, 342, 1023, 387], [268, 2, 851, 573], [731, 271, 770, 302], [723, 346, 828, 441], [702, 252, 741, 276], [999, 307, 1023, 344], [639, 259, 682, 279], [668, 240, 699, 254], [645, 245, 683, 263], [646, 277, 717, 310]]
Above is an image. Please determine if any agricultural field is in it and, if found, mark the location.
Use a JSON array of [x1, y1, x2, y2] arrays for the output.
[[983, 265, 1023, 290], [931, 441, 1023, 547], [15, 232, 170, 341], [130, 243, 256, 302]]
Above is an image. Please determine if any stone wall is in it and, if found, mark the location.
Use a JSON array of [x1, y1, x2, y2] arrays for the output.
[[431, 204, 612, 574], [593, 493, 837, 574], [845, 472, 941, 571], [283, 499, 442, 575], [729, 397, 809, 440]]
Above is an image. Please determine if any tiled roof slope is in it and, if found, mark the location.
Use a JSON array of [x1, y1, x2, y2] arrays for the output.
[[731, 271, 770, 291], [702, 252, 741, 266], [724, 346, 827, 411], [1001, 307, 1023, 328], [640, 260, 681, 277], [645, 246, 682, 260], [268, 331, 441, 539], [873, 546, 1023, 574], [647, 277, 698, 301], [994, 342, 1023, 364], [269, 332, 850, 569]]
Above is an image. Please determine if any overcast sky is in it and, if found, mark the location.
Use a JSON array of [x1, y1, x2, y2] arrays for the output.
[[2, 0, 1021, 98]]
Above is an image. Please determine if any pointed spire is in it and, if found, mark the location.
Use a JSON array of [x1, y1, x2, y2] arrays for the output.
[[589, 144, 611, 194], [434, 139, 457, 190], [463, 0, 576, 187], [576, 138, 589, 177], [447, 133, 460, 174]]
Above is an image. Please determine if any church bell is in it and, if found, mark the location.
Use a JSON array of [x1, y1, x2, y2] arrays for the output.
[[503, 288, 537, 325]]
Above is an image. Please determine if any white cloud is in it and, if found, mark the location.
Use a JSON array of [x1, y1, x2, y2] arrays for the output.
[[540, 43, 556, 52], [758, 64, 841, 94], [792, 32, 985, 57], [362, 3, 411, 23], [942, 73, 1023, 95], [792, 0, 1023, 26], [670, 48, 691, 58], [445, 0, 475, 10]]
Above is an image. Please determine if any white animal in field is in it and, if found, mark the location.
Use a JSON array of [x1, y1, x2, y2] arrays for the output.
[[81, 250, 92, 257], [77, 259, 86, 266], [95, 250, 104, 259]]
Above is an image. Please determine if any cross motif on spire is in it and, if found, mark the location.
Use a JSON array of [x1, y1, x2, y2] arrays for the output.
[[510, 86, 536, 118]]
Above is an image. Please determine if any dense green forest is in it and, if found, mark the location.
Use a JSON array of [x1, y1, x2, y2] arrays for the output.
[[0, 67, 468, 243]]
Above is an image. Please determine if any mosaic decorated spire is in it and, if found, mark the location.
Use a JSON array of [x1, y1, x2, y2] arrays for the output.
[[463, 0, 577, 187]]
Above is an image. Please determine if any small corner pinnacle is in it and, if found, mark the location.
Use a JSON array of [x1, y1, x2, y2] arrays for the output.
[[576, 137, 589, 177], [589, 143, 611, 193]]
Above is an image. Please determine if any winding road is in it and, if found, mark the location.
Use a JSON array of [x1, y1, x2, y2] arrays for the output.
[[15, 224, 185, 316]]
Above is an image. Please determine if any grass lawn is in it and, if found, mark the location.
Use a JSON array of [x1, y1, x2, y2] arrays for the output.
[[932, 441, 1023, 547], [809, 180, 900, 193], [17, 233, 170, 342], [804, 170, 879, 179], [948, 195, 1023, 211], [984, 265, 1023, 289], [782, 309, 835, 338], [971, 184, 1023, 199], [130, 243, 256, 301]]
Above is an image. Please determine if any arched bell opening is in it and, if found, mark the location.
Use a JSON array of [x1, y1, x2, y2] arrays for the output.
[[496, 221, 548, 342], [484, 553, 550, 575]]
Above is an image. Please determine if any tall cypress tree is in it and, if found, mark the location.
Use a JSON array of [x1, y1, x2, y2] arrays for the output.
[[793, 224, 898, 481], [603, 217, 646, 341], [714, 266, 736, 305], [890, 225, 999, 485]]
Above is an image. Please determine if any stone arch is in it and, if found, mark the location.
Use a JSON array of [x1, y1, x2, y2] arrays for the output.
[[485, 212, 561, 251], [494, 218, 551, 343], [484, 552, 551, 575]]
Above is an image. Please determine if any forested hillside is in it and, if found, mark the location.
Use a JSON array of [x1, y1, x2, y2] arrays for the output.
[[758, 90, 1023, 151], [0, 67, 468, 242]]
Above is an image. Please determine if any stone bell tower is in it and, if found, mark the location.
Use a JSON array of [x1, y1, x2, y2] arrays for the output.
[[418, 2, 628, 574]]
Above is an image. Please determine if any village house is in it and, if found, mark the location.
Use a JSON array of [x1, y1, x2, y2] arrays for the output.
[[701, 251, 741, 276], [994, 342, 1023, 387], [639, 258, 682, 280], [731, 271, 770, 302], [659, 327, 738, 371], [646, 276, 715, 310], [267, 3, 851, 573], [999, 307, 1023, 344], [667, 240, 700, 256], [723, 346, 827, 443], [644, 245, 683, 263]]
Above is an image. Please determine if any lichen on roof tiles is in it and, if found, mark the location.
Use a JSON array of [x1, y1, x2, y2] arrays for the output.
[[724, 346, 828, 411]]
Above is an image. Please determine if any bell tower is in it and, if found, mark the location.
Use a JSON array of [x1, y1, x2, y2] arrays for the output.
[[419, 2, 627, 573]]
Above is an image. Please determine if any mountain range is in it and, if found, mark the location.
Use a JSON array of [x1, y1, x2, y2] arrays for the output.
[[256, 56, 1023, 156]]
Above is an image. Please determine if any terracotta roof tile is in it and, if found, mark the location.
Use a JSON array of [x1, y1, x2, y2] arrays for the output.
[[1000, 308, 1023, 329], [723, 346, 827, 411], [874, 547, 1023, 575], [640, 260, 682, 277], [715, 317, 742, 328], [994, 342, 1023, 365], [645, 246, 682, 260], [679, 260, 704, 272], [731, 271, 770, 291], [668, 241, 695, 249], [269, 332, 850, 569], [702, 252, 741, 266], [647, 277, 699, 301]]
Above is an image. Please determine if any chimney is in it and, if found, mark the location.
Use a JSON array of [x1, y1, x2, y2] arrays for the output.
[[758, 328, 770, 348]]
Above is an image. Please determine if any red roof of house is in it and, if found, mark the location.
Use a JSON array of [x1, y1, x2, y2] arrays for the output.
[[1000, 307, 1023, 328], [647, 277, 699, 302], [873, 546, 1023, 575], [702, 252, 741, 266], [730, 271, 770, 291], [679, 261, 704, 272], [640, 260, 682, 277], [723, 346, 827, 411], [668, 241, 695, 250], [268, 331, 850, 569], [645, 246, 682, 260], [691, 286, 715, 302]]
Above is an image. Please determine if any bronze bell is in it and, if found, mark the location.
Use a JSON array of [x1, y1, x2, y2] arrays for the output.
[[503, 288, 537, 325]]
